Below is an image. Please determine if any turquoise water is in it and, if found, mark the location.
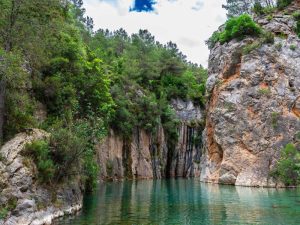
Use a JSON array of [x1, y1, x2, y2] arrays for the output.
[[54, 179, 300, 225]]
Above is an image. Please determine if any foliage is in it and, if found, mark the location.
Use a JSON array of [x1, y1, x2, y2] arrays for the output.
[[290, 44, 297, 51], [242, 30, 274, 54], [271, 112, 280, 128], [25, 140, 56, 183], [258, 87, 271, 95], [253, 2, 264, 15], [293, 11, 300, 20], [48, 118, 104, 191], [222, 0, 276, 17], [222, 0, 294, 17], [275, 42, 283, 50], [0, 196, 17, 219], [293, 13, 300, 38], [207, 14, 262, 49], [90, 29, 207, 138], [0, 0, 208, 192], [277, 0, 294, 9], [243, 41, 262, 54], [0, 207, 8, 219], [271, 143, 300, 186]]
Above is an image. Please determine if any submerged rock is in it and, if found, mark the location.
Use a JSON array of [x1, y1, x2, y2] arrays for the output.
[[200, 4, 300, 187]]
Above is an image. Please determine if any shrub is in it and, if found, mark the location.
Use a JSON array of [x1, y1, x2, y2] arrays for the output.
[[292, 11, 300, 20], [277, 0, 294, 9], [290, 44, 297, 51], [275, 42, 283, 50], [207, 14, 262, 49], [293, 12, 300, 37], [220, 14, 262, 43], [243, 41, 262, 54], [271, 143, 300, 186], [267, 15, 273, 21], [271, 112, 280, 128], [24, 140, 56, 183], [242, 31, 274, 55], [0, 208, 8, 219], [262, 31, 275, 44], [258, 87, 271, 95], [253, 2, 264, 15], [48, 119, 102, 192]]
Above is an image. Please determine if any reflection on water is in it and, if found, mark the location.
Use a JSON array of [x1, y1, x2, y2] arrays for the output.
[[54, 179, 300, 225]]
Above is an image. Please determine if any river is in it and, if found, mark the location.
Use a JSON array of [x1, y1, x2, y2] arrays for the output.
[[54, 179, 300, 224]]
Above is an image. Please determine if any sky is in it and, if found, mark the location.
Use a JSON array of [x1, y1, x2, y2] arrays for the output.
[[83, 0, 227, 67]]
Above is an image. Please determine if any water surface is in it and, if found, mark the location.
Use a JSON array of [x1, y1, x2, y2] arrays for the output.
[[54, 179, 300, 224]]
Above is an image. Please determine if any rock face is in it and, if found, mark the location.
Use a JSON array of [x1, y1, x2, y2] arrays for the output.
[[97, 99, 204, 180], [200, 6, 300, 187], [0, 129, 82, 225]]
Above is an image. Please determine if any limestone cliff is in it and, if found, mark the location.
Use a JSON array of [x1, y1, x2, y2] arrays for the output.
[[200, 3, 300, 187], [0, 129, 82, 225], [97, 99, 204, 180]]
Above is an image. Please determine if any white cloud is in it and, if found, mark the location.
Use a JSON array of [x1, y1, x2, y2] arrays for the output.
[[83, 0, 227, 67]]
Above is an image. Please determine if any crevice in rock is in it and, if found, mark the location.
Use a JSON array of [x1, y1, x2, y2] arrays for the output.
[[206, 121, 223, 166], [222, 51, 242, 79], [122, 138, 133, 179], [291, 96, 300, 118]]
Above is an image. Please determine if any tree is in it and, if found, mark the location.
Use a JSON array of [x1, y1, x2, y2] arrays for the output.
[[0, 0, 64, 143], [222, 0, 276, 17]]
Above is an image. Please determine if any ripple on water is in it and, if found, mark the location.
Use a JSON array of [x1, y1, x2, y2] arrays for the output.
[[53, 179, 300, 225]]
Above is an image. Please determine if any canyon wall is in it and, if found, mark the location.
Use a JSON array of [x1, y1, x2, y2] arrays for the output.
[[97, 99, 204, 180], [200, 4, 300, 187]]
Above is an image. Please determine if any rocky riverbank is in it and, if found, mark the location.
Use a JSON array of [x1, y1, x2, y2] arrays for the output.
[[0, 129, 83, 225]]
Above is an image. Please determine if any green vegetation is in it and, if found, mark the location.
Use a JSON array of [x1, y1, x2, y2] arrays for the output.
[[275, 42, 283, 50], [0, 207, 8, 219], [0, 0, 207, 191], [277, 0, 294, 9], [290, 44, 297, 51], [258, 87, 271, 95], [222, 0, 294, 17], [271, 143, 300, 186], [253, 2, 276, 16], [0, 197, 17, 219], [25, 140, 56, 183], [271, 112, 280, 128], [293, 12, 300, 38], [90, 29, 207, 138], [207, 14, 262, 49]]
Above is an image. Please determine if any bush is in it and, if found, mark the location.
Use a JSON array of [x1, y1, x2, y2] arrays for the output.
[[243, 41, 262, 54], [207, 14, 262, 49], [258, 87, 271, 96], [0, 208, 8, 219], [290, 44, 297, 51], [253, 2, 264, 15], [292, 11, 300, 37], [48, 119, 102, 191], [271, 143, 300, 186], [277, 0, 294, 9], [292, 11, 300, 20], [262, 31, 275, 44], [271, 112, 280, 128], [24, 140, 56, 183]]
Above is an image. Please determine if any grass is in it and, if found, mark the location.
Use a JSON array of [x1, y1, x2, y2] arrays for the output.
[[243, 41, 262, 54], [290, 44, 297, 51], [259, 88, 271, 96], [0, 207, 8, 219], [271, 112, 280, 128], [275, 42, 283, 51]]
